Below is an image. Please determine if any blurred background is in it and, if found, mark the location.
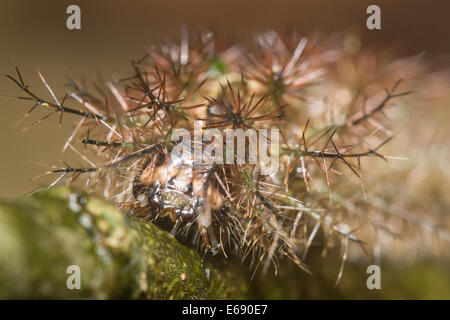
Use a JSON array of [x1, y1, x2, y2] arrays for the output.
[[1, 0, 450, 197], [0, 0, 449, 299]]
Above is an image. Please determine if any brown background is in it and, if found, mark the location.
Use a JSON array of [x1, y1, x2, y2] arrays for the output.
[[1, 0, 449, 197]]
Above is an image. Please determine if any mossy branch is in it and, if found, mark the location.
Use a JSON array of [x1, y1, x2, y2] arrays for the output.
[[0, 187, 245, 299]]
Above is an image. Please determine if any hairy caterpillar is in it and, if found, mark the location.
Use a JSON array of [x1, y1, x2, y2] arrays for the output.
[[6, 29, 446, 276]]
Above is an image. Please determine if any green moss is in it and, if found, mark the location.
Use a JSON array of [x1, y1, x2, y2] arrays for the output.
[[1, 187, 448, 299], [0, 187, 244, 299]]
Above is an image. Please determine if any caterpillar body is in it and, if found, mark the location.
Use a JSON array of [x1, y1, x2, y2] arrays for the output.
[[8, 29, 443, 275], [131, 146, 230, 254]]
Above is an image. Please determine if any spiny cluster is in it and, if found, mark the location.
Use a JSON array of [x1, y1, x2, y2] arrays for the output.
[[7, 30, 442, 276]]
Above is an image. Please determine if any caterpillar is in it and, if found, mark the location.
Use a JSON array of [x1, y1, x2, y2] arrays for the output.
[[7, 29, 445, 276]]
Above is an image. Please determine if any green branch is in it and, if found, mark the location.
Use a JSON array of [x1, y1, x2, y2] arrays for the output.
[[0, 187, 245, 299]]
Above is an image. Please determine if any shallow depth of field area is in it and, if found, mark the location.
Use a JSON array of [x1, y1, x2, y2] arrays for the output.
[[0, 1, 449, 299]]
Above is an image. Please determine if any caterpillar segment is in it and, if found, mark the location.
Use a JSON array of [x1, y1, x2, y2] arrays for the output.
[[131, 148, 229, 254]]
